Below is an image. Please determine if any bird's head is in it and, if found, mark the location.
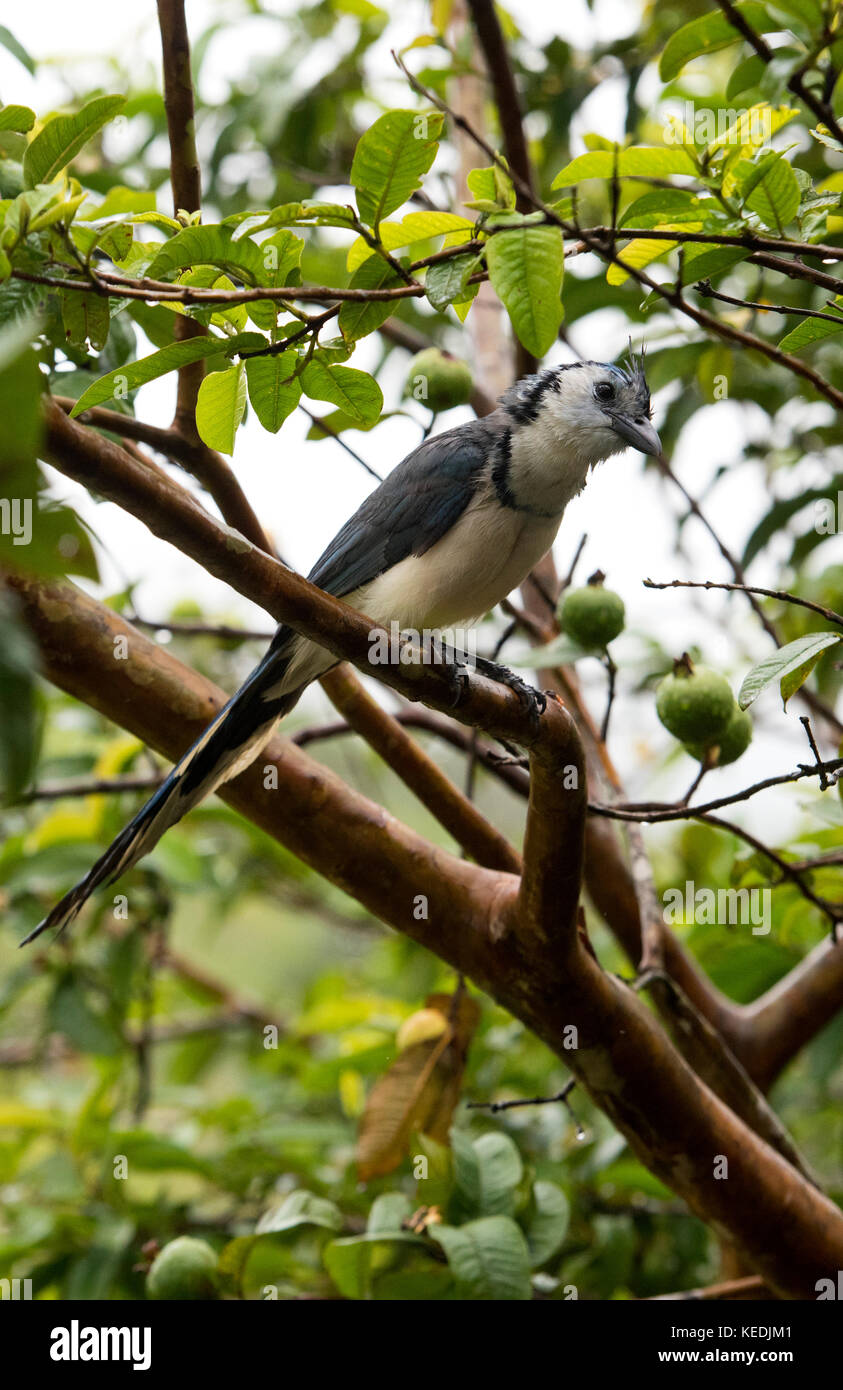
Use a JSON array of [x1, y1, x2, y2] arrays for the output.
[[501, 358, 661, 471]]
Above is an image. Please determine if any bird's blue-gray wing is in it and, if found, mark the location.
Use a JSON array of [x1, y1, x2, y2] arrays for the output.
[[306, 419, 498, 598]]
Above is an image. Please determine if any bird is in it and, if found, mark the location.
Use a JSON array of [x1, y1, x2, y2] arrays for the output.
[[24, 357, 660, 944]]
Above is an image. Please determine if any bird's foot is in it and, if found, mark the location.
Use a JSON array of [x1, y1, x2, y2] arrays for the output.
[[474, 656, 547, 730], [444, 655, 472, 708], [431, 639, 472, 708]]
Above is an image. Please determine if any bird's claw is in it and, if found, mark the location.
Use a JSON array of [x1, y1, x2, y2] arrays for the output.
[[475, 657, 546, 730], [445, 657, 472, 708]]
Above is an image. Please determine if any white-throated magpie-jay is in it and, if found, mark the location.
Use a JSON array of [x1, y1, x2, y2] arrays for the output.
[[25, 358, 659, 943]]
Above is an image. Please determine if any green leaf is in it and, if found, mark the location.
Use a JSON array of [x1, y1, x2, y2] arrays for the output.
[[0, 25, 33, 75], [245, 351, 302, 432], [195, 363, 247, 454], [306, 408, 385, 440], [300, 359, 383, 425], [60, 290, 110, 352], [247, 228, 305, 329], [740, 151, 800, 233], [738, 632, 841, 709], [767, 0, 824, 31], [726, 55, 767, 100], [426, 253, 481, 312], [0, 594, 39, 801], [78, 185, 157, 221], [452, 1129, 523, 1218], [552, 146, 696, 187], [256, 1189, 343, 1235], [430, 1217, 532, 1300], [367, 1192, 413, 1234], [486, 223, 564, 356], [146, 224, 269, 286], [69, 334, 253, 415], [0, 26, 35, 74], [23, 94, 126, 189], [466, 163, 516, 210], [742, 476, 843, 567], [523, 1181, 570, 1268], [621, 189, 705, 225], [352, 108, 444, 228], [0, 105, 35, 133], [659, 4, 779, 82], [338, 255, 407, 341], [110, 1131, 213, 1177], [242, 201, 358, 236], [48, 976, 124, 1056], [681, 243, 751, 284], [778, 311, 843, 353], [509, 634, 592, 668], [324, 1232, 424, 1299]]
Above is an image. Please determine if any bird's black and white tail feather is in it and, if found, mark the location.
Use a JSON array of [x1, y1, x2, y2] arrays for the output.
[[22, 630, 306, 945]]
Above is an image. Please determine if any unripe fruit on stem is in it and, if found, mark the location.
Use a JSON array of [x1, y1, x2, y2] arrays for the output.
[[396, 1008, 448, 1052], [404, 348, 473, 413], [686, 705, 753, 767], [656, 654, 735, 746], [146, 1236, 218, 1300], [560, 577, 625, 650]]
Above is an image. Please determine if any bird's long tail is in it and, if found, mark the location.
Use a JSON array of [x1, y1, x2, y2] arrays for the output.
[[22, 629, 316, 945]]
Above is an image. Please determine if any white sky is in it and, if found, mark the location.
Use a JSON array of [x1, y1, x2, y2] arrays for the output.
[[4, 0, 840, 835]]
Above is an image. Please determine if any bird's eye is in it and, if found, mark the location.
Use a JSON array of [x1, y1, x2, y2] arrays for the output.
[[594, 381, 615, 403]]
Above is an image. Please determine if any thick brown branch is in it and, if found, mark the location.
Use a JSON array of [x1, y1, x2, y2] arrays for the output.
[[53, 397, 274, 551], [320, 663, 521, 874], [738, 933, 843, 1089]]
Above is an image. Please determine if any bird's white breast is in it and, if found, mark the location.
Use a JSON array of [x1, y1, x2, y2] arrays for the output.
[[353, 485, 562, 630]]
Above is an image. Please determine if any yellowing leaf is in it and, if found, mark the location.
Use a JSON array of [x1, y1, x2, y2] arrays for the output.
[[346, 211, 473, 272], [356, 992, 480, 1181], [608, 223, 702, 285]]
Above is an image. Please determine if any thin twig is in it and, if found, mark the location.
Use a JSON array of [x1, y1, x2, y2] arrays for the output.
[[696, 279, 843, 327], [590, 757, 843, 822], [467, 1077, 576, 1113], [800, 715, 830, 790], [645, 577, 843, 631], [297, 403, 384, 482]]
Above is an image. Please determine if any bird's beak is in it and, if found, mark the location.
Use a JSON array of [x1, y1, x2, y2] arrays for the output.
[[607, 413, 662, 458]]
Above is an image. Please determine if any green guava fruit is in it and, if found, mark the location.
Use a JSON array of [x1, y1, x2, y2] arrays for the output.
[[560, 583, 625, 649], [404, 348, 473, 412], [146, 1236, 218, 1301], [686, 704, 753, 767], [656, 659, 735, 746]]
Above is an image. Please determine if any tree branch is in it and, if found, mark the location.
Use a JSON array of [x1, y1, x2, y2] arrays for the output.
[[155, 0, 205, 435]]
